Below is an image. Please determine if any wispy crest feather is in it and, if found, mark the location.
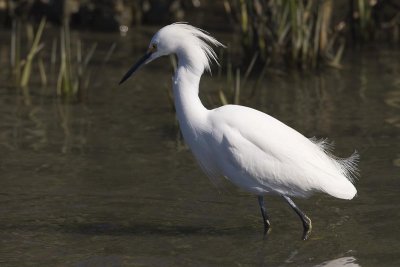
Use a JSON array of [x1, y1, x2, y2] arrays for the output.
[[171, 22, 225, 72]]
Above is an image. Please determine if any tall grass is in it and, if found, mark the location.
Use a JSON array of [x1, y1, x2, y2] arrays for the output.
[[20, 18, 46, 88], [10, 18, 22, 83], [227, 0, 345, 68], [349, 0, 384, 42], [57, 21, 97, 100], [224, 0, 400, 69], [9, 17, 114, 103], [218, 51, 261, 105]]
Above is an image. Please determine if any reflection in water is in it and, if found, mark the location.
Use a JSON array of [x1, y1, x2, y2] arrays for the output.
[[314, 256, 360, 267], [382, 48, 400, 168], [75, 255, 122, 267], [0, 94, 89, 154]]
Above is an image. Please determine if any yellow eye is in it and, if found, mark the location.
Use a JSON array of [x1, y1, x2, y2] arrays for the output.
[[151, 43, 157, 50], [147, 43, 158, 53]]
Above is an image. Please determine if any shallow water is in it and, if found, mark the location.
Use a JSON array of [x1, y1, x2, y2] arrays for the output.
[[0, 29, 399, 266]]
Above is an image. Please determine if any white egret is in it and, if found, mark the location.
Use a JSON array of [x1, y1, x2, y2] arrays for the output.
[[119, 23, 359, 240]]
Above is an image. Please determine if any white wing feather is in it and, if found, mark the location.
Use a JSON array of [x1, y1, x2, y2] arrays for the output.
[[202, 105, 358, 199]]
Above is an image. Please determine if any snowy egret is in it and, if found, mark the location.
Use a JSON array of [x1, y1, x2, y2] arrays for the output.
[[119, 23, 359, 240]]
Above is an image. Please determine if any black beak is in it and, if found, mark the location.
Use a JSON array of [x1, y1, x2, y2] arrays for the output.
[[119, 52, 152, 85]]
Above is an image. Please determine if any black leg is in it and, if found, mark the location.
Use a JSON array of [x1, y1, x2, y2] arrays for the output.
[[257, 196, 271, 234], [282, 195, 312, 240]]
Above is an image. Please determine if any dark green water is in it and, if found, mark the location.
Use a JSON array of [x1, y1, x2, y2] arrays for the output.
[[0, 30, 399, 266]]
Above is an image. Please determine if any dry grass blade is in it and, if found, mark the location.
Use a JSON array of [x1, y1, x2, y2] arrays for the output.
[[103, 43, 117, 64], [38, 57, 47, 86], [219, 89, 229, 105], [234, 68, 240, 104], [84, 43, 97, 67], [243, 51, 258, 86], [169, 54, 177, 73], [328, 38, 345, 69]]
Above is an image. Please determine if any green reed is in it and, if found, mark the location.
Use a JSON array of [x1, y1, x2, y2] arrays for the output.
[[57, 20, 97, 100], [8, 16, 115, 102], [10, 19, 21, 82], [19, 18, 46, 88], [228, 0, 345, 68]]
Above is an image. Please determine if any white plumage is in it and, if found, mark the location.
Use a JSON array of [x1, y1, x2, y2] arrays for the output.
[[120, 23, 359, 239]]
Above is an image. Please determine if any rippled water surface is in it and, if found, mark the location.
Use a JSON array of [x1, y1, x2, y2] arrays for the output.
[[0, 30, 399, 266]]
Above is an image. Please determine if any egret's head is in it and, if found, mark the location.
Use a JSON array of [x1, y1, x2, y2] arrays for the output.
[[119, 23, 225, 84]]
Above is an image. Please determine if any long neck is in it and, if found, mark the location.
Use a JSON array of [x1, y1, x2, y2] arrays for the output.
[[173, 59, 208, 138]]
